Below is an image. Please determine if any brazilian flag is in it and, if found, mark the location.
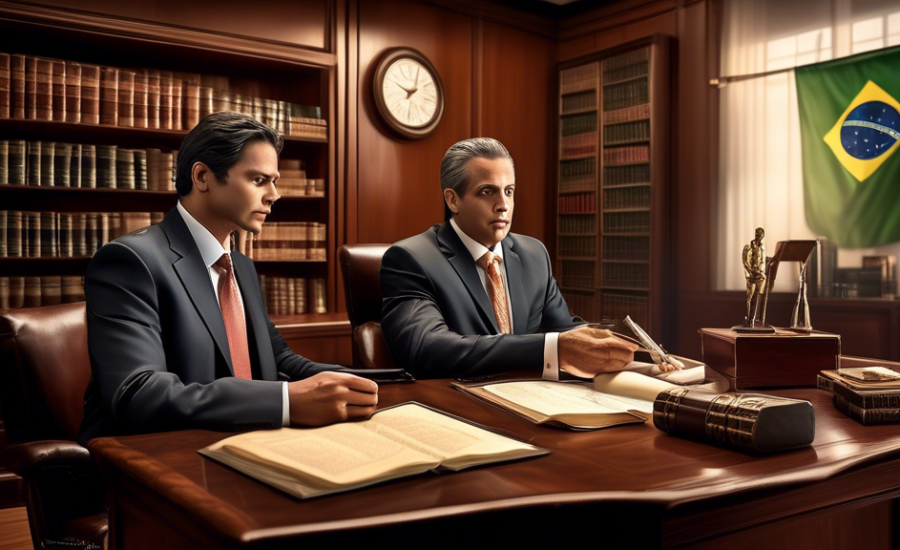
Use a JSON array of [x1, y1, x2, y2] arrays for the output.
[[796, 47, 900, 248]]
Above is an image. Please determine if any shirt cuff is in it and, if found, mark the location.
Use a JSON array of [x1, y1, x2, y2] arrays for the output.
[[282, 382, 290, 426], [542, 332, 560, 381]]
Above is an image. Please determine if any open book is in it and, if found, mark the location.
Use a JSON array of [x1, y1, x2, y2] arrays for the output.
[[453, 361, 729, 430], [199, 403, 547, 499]]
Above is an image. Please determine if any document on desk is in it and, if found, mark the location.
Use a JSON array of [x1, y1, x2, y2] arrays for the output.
[[199, 402, 548, 499]]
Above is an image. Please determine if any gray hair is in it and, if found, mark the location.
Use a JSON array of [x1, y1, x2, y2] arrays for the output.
[[440, 137, 514, 220]]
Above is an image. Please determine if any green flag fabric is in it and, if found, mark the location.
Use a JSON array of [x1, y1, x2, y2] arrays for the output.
[[796, 47, 900, 248]]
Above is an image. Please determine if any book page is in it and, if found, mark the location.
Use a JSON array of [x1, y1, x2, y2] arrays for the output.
[[593, 370, 676, 406], [483, 381, 653, 416], [366, 404, 538, 466], [206, 423, 438, 488]]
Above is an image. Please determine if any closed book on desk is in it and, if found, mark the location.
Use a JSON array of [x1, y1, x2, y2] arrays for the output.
[[199, 402, 547, 500], [832, 394, 900, 425]]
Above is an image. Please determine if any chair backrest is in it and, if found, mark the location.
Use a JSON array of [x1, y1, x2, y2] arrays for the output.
[[0, 302, 90, 442], [338, 244, 395, 369]]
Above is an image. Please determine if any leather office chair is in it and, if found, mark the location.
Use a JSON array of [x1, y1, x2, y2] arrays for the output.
[[338, 244, 396, 369], [0, 303, 108, 550]]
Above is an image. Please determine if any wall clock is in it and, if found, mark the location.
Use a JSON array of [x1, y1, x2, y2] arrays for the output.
[[373, 48, 444, 140]]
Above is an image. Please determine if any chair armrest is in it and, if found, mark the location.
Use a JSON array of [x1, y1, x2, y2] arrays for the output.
[[1, 440, 93, 478]]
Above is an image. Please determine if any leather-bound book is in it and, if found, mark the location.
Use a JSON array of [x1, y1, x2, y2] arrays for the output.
[[133, 149, 147, 190], [833, 394, 900, 425], [198, 86, 212, 121], [117, 70, 134, 127], [296, 276, 307, 314], [159, 72, 173, 129], [40, 211, 57, 257], [25, 212, 40, 258], [100, 66, 118, 125], [145, 69, 160, 129], [212, 89, 228, 113], [0, 140, 6, 184], [287, 278, 296, 315], [146, 148, 160, 191], [184, 83, 200, 130], [8, 276, 24, 308], [73, 213, 87, 256], [61, 275, 84, 303], [41, 275, 61, 306], [54, 142, 71, 187], [51, 59, 66, 122], [171, 78, 182, 130], [0, 53, 9, 118], [39, 142, 54, 186], [24, 56, 36, 119], [26, 141, 40, 186], [8, 139, 25, 184], [0, 277, 7, 308], [99, 213, 109, 245], [80, 144, 96, 188], [7, 211, 21, 257], [115, 148, 135, 189], [10, 54, 24, 119], [80, 64, 100, 124], [252, 96, 263, 123], [85, 213, 99, 254], [108, 212, 121, 241], [0, 210, 5, 256], [23, 276, 41, 307], [69, 143, 81, 188], [34, 57, 52, 121], [95, 145, 116, 188], [65, 61, 81, 123], [58, 212, 73, 257], [133, 70, 148, 128], [653, 388, 815, 453], [159, 150, 174, 191]]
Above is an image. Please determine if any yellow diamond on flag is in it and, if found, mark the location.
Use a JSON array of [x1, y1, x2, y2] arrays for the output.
[[823, 80, 900, 182]]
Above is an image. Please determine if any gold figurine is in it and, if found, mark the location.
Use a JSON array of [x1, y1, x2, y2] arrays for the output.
[[742, 227, 767, 327]]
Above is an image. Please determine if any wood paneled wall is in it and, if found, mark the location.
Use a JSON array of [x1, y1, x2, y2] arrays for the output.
[[347, 0, 556, 246]]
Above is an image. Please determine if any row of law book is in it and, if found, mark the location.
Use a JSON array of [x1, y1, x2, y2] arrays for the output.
[[0, 276, 84, 309], [234, 222, 327, 261], [603, 120, 650, 144], [603, 211, 650, 234], [603, 235, 649, 261], [560, 259, 595, 290], [603, 185, 650, 210], [558, 215, 595, 235], [603, 78, 649, 112], [562, 290, 596, 319], [0, 211, 162, 258], [560, 133, 597, 160], [0, 53, 325, 138], [819, 368, 900, 425], [561, 90, 596, 114], [603, 104, 650, 125], [559, 192, 596, 214], [561, 112, 597, 136], [0, 140, 177, 190], [277, 159, 325, 198], [603, 48, 649, 73], [560, 157, 595, 181], [601, 292, 649, 330], [603, 262, 649, 288], [259, 276, 326, 316], [560, 63, 599, 95], [558, 236, 596, 257], [604, 164, 650, 186], [603, 60, 649, 85], [603, 145, 649, 166]]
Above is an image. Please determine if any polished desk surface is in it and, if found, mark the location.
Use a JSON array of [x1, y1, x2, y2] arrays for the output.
[[90, 379, 900, 548]]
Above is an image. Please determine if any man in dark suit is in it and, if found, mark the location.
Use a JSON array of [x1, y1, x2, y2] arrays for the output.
[[381, 137, 641, 380], [79, 113, 377, 445]]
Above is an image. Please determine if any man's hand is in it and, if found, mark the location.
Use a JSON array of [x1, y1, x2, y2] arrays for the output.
[[558, 326, 639, 378], [288, 372, 378, 427]]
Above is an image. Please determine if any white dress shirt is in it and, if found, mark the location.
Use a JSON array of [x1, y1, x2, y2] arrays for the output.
[[176, 202, 291, 426], [448, 218, 561, 380]]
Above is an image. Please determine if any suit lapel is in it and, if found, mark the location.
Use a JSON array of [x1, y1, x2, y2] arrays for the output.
[[162, 209, 235, 376], [502, 237, 529, 335], [232, 254, 277, 380], [437, 222, 500, 333]]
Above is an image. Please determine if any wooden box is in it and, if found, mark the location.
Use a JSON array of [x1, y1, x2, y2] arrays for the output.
[[700, 328, 841, 390]]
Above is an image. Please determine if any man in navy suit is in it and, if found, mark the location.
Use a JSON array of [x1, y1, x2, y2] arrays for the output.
[[381, 137, 640, 380], [79, 112, 377, 445]]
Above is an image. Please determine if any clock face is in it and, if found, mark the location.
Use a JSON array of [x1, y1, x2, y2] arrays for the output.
[[381, 58, 439, 128]]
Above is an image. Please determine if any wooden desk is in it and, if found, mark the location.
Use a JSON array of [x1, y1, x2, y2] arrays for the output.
[[90, 381, 900, 549]]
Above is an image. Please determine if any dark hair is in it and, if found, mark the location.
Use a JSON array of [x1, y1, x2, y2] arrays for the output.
[[175, 111, 284, 196], [439, 137, 514, 221]]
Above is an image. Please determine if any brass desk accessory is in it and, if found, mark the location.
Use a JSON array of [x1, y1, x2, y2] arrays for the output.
[[733, 227, 775, 333], [761, 239, 819, 333]]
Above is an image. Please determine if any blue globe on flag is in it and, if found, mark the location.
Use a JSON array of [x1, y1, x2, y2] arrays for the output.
[[840, 101, 900, 160]]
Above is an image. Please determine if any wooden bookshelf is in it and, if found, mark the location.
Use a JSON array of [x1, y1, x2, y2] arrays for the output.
[[556, 35, 671, 340]]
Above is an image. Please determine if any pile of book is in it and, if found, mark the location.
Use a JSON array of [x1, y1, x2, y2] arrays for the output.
[[278, 159, 325, 198], [0, 52, 325, 137], [818, 367, 900, 425], [235, 222, 326, 261], [0, 275, 84, 308], [0, 211, 163, 258], [259, 276, 326, 315], [0, 140, 177, 190], [559, 192, 595, 214]]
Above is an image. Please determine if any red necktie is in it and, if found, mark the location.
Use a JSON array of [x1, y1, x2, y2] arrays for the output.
[[477, 251, 511, 334], [214, 253, 253, 380]]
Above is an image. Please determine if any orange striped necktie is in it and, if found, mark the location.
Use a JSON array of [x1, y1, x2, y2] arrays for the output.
[[214, 253, 253, 380], [477, 251, 511, 334]]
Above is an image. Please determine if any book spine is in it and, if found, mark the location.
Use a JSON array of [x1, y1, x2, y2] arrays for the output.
[[35, 57, 52, 121], [171, 79, 182, 130], [0, 53, 9, 119], [65, 61, 81, 123], [117, 70, 134, 127], [26, 212, 40, 257], [96, 145, 116, 188], [23, 276, 40, 307], [817, 374, 833, 393], [70, 143, 81, 188], [7, 211, 21, 257], [116, 148, 135, 189], [146, 69, 160, 129], [8, 140, 24, 185], [8, 276, 24, 308], [81, 64, 100, 124], [133, 70, 148, 129], [133, 149, 147, 190], [40, 142, 54, 186], [74, 213, 86, 256], [0, 210, 6, 256], [61, 275, 84, 303], [184, 83, 200, 130], [24, 56, 36, 119], [0, 277, 7, 309], [41, 275, 61, 306], [51, 59, 66, 122], [81, 144, 96, 188], [59, 212, 73, 257], [159, 73, 173, 130], [100, 67, 118, 125], [831, 378, 900, 409], [833, 394, 900, 425], [40, 211, 56, 257], [10, 54, 24, 119], [199, 86, 212, 121], [0, 141, 6, 185], [54, 142, 71, 187]]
